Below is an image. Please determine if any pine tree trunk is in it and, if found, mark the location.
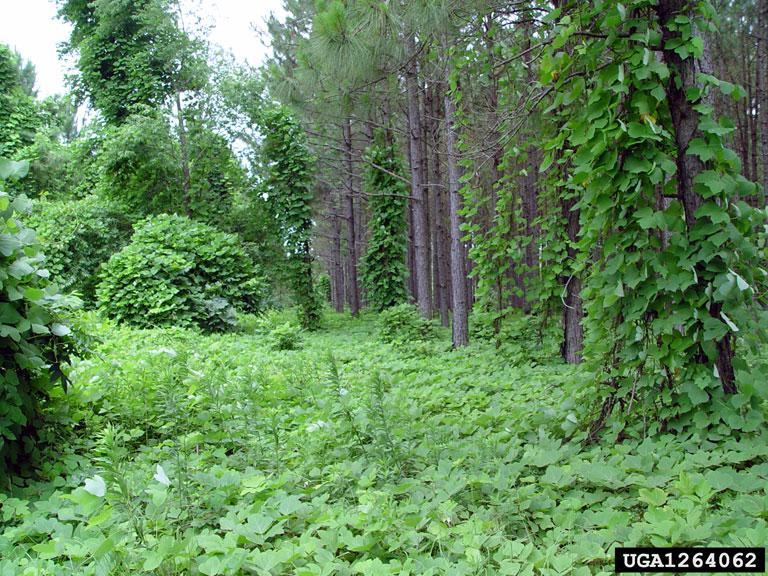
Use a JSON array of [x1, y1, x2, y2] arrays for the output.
[[331, 192, 345, 313], [748, 53, 759, 187], [405, 34, 432, 318], [343, 118, 360, 315], [428, 82, 450, 327], [420, 86, 432, 308], [444, 70, 469, 348], [406, 187, 417, 300], [657, 0, 736, 393]]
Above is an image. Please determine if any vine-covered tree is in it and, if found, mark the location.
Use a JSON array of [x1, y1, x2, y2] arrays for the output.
[[58, 0, 203, 124], [361, 131, 409, 311], [258, 105, 321, 330]]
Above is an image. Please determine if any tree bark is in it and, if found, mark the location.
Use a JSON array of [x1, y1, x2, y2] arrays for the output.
[[343, 118, 360, 316], [444, 69, 469, 348], [428, 81, 450, 327], [657, 0, 736, 393], [421, 84, 432, 309], [405, 34, 433, 318], [331, 192, 345, 313]]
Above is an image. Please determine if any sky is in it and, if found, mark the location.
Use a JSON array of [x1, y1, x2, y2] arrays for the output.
[[0, 0, 287, 98]]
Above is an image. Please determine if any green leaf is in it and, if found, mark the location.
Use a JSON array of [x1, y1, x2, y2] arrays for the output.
[[700, 117, 734, 136], [198, 555, 222, 576], [694, 170, 726, 197], [681, 380, 709, 405], [0, 158, 30, 180], [51, 323, 72, 337]]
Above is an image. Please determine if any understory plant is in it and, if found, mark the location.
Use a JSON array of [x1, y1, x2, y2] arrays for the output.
[[96, 214, 267, 331], [0, 158, 79, 472], [379, 303, 436, 345], [25, 194, 131, 302]]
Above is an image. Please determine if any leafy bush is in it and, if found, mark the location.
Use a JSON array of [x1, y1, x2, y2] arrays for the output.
[[268, 322, 302, 351], [235, 312, 261, 333], [242, 309, 292, 335], [25, 195, 132, 302], [469, 308, 561, 364], [0, 159, 79, 471], [96, 214, 267, 331], [379, 303, 435, 344]]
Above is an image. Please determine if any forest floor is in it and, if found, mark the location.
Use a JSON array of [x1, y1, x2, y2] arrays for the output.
[[1, 311, 767, 575]]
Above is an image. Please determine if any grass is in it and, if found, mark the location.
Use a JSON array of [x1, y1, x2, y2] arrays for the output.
[[0, 310, 766, 575]]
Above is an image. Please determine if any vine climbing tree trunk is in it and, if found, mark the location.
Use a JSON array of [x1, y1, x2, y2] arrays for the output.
[[657, 0, 736, 392], [343, 118, 360, 316], [760, 0, 768, 200], [560, 191, 583, 364]]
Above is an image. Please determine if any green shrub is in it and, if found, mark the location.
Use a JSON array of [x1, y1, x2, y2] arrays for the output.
[[25, 195, 132, 302], [469, 308, 561, 364], [235, 312, 260, 333], [0, 159, 79, 471], [379, 303, 435, 344], [96, 214, 267, 331], [269, 322, 302, 351]]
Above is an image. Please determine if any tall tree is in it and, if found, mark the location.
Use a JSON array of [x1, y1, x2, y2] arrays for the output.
[[445, 62, 469, 347], [342, 117, 361, 315], [405, 34, 433, 318]]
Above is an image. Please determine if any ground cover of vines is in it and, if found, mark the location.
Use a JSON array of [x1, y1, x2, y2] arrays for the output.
[[1, 312, 766, 576]]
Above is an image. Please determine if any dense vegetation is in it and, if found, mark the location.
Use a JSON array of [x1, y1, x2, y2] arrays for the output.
[[1, 315, 767, 574], [1, 0, 767, 573]]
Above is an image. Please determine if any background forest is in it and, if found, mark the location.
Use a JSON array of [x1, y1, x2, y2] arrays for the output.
[[1, 0, 768, 574]]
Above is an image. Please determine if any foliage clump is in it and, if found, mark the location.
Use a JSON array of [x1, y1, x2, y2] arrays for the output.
[[379, 303, 435, 344], [96, 214, 266, 331], [268, 322, 302, 351], [361, 131, 408, 311], [0, 159, 79, 471], [97, 112, 182, 215], [25, 195, 132, 302], [0, 45, 40, 158]]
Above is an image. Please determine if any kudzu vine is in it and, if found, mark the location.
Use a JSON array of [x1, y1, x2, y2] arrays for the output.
[[361, 130, 408, 311], [543, 0, 767, 434], [258, 105, 321, 330]]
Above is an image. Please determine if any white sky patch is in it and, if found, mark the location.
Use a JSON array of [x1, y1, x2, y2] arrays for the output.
[[0, 0, 287, 98]]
